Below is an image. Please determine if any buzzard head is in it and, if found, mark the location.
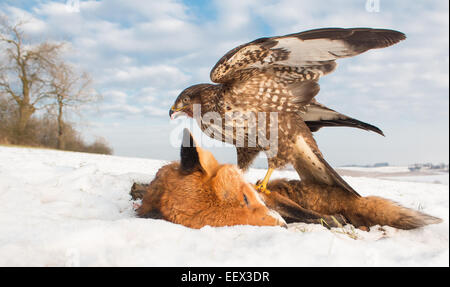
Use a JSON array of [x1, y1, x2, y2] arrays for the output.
[[169, 84, 211, 119]]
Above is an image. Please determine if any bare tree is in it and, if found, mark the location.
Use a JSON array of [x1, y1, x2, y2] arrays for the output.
[[0, 15, 65, 141], [48, 61, 99, 150]]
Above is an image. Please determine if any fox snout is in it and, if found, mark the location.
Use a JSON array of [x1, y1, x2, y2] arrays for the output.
[[230, 185, 286, 228], [250, 207, 287, 228], [211, 165, 287, 228], [239, 182, 287, 228]]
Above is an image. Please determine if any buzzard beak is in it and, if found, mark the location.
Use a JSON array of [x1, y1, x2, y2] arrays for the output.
[[169, 105, 187, 120]]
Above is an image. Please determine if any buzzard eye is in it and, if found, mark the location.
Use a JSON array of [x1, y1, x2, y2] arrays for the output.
[[182, 97, 189, 103]]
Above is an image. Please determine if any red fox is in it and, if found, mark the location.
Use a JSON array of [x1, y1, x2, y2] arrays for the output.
[[134, 129, 442, 230], [136, 129, 288, 228]]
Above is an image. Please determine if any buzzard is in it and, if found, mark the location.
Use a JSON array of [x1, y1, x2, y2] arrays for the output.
[[169, 28, 405, 196]]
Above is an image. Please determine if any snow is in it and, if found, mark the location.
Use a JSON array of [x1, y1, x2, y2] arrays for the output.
[[337, 166, 449, 185], [0, 145, 448, 266], [338, 166, 411, 173], [380, 173, 449, 185]]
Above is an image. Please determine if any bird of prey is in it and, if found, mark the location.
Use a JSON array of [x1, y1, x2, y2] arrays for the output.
[[169, 27, 405, 196]]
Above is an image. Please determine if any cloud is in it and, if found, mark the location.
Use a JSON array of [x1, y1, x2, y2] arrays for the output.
[[1, 0, 447, 164], [103, 90, 128, 104], [102, 103, 141, 116], [102, 65, 190, 88], [98, 87, 177, 118], [1, 5, 47, 36], [141, 105, 167, 117]]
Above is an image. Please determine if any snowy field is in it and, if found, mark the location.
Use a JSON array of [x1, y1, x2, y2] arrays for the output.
[[0, 145, 448, 267]]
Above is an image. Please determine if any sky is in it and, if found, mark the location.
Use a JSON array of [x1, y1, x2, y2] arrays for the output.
[[0, 0, 448, 167]]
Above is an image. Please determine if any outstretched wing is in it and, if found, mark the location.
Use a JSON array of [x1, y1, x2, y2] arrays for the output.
[[210, 28, 405, 84], [303, 100, 384, 135]]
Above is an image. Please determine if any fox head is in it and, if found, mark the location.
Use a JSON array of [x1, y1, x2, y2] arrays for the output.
[[138, 129, 286, 229], [178, 128, 286, 228]]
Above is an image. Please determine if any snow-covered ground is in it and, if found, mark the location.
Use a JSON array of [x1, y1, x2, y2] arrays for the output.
[[0, 146, 448, 266], [338, 166, 412, 173], [337, 166, 449, 185]]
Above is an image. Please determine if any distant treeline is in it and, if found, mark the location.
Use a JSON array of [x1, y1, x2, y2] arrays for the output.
[[0, 97, 112, 155]]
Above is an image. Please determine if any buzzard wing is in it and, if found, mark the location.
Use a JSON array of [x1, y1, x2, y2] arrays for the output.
[[210, 28, 405, 84]]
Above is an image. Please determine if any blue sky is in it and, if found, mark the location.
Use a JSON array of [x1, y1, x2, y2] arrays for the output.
[[1, 0, 448, 167]]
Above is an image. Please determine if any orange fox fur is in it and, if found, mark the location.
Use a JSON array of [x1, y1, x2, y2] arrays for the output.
[[137, 129, 286, 229], [264, 179, 442, 230]]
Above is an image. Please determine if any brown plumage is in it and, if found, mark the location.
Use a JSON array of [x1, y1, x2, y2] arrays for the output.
[[169, 27, 405, 196]]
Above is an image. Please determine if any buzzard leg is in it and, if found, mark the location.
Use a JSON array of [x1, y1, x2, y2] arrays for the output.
[[255, 168, 274, 195]]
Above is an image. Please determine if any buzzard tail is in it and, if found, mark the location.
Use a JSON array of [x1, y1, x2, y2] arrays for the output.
[[302, 100, 384, 135]]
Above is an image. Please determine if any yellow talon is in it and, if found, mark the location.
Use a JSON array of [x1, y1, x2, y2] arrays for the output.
[[255, 168, 274, 195], [319, 218, 331, 228], [255, 183, 271, 195]]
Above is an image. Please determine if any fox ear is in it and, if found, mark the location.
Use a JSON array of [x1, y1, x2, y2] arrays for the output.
[[197, 147, 219, 177], [180, 128, 201, 174], [180, 128, 219, 177]]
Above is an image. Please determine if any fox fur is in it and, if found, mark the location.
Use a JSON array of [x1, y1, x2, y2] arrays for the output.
[[264, 179, 442, 230], [136, 129, 287, 229]]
